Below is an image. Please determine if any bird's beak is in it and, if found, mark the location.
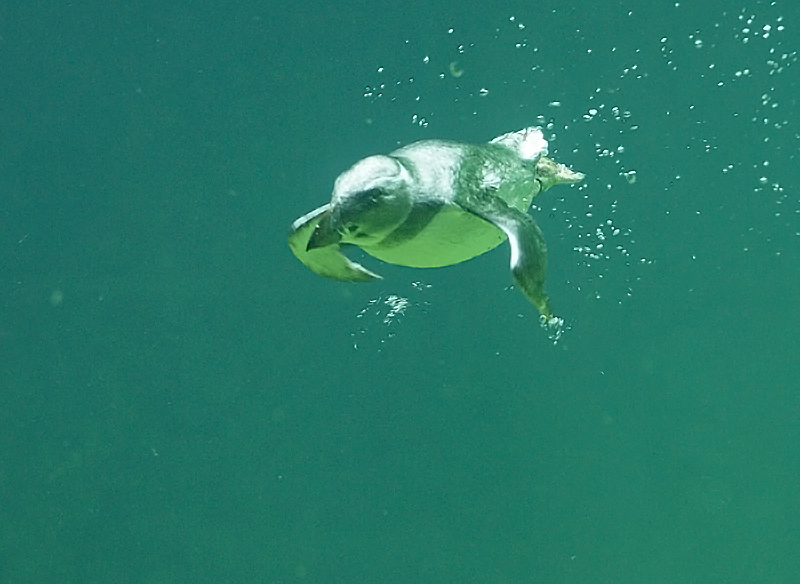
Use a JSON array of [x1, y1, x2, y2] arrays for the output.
[[306, 211, 342, 251]]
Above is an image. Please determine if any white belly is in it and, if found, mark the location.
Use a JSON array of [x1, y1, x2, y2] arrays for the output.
[[358, 205, 506, 268]]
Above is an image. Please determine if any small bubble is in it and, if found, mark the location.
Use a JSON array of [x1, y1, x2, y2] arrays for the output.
[[50, 289, 64, 307]]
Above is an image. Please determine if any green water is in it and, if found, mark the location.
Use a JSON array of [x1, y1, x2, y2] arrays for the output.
[[2, 1, 798, 582]]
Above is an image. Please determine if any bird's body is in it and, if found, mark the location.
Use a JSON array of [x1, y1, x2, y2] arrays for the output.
[[288, 127, 584, 321]]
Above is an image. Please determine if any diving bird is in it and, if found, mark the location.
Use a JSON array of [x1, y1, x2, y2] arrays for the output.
[[288, 127, 584, 322]]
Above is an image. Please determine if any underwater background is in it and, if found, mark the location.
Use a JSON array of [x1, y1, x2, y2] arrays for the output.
[[1, 0, 798, 582]]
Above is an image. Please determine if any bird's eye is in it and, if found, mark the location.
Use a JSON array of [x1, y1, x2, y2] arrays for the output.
[[363, 188, 383, 201]]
